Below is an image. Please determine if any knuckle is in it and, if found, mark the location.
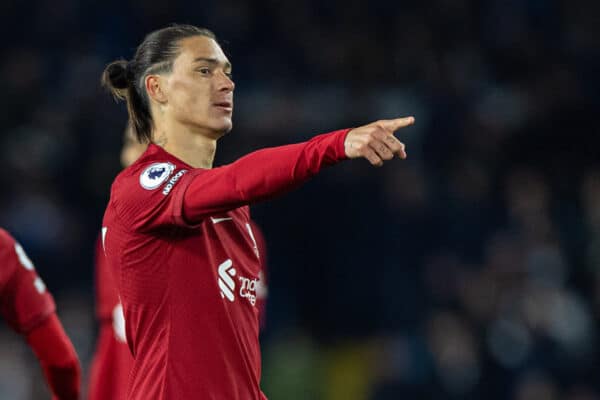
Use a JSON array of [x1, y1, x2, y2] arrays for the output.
[[381, 146, 392, 155], [379, 131, 388, 139], [374, 122, 386, 131]]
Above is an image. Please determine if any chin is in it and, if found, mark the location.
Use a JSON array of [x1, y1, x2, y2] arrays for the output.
[[222, 121, 233, 134], [191, 118, 232, 140], [213, 119, 233, 137]]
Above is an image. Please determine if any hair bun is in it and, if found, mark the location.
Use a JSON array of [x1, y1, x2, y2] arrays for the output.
[[105, 60, 131, 90]]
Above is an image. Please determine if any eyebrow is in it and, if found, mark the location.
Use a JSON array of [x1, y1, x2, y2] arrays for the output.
[[193, 57, 232, 70]]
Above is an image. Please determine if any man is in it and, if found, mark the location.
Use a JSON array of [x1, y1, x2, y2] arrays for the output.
[[101, 24, 413, 399], [0, 228, 80, 399]]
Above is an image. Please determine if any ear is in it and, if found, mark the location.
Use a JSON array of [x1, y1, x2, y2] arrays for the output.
[[145, 75, 168, 104]]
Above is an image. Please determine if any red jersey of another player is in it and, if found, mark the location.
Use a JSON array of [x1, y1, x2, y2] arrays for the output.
[[0, 228, 81, 399], [88, 236, 134, 400], [102, 129, 348, 400], [0, 229, 55, 333]]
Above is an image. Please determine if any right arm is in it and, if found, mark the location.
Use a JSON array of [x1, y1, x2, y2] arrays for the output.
[[179, 117, 414, 224], [178, 129, 349, 223]]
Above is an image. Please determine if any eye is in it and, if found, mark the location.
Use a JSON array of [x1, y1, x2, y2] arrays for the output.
[[225, 71, 233, 79], [197, 67, 211, 75]]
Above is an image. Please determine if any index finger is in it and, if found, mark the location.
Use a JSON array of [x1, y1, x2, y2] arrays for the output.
[[379, 116, 415, 132]]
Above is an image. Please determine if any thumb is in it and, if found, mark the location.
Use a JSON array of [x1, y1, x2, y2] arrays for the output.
[[379, 116, 415, 132]]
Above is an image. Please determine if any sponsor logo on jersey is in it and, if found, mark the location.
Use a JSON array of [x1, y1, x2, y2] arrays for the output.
[[162, 169, 188, 196], [239, 276, 260, 306], [139, 162, 175, 190], [217, 259, 262, 305], [218, 259, 237, 302]]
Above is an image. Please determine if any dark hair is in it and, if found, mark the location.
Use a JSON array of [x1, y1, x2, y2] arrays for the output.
[[102, 24, 217, 143]]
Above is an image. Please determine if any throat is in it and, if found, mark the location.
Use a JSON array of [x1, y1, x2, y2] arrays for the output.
[[153, 130, 217, 169]]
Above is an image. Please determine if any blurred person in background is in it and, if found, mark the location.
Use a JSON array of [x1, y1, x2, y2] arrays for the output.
[[100, 24, 413, 400], [87, 122, 146, 400], [0, 228, 80, 399]]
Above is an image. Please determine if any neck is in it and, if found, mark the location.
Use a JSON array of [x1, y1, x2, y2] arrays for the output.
[[152, 120, 217, 169]]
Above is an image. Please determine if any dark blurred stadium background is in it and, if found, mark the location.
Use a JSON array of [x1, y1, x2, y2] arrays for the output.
[[1, 0, 599, 398]]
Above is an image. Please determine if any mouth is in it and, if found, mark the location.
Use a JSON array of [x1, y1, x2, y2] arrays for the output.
[[214, 101, 233, 112]]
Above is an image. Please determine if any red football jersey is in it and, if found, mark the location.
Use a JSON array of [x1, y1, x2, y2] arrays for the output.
[[0, 228, 55, 334], [102, 130, 349, 400], [88, 237, 134, 400]]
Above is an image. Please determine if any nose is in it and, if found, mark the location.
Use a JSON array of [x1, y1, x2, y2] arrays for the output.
[[218, 71, 235, 92]]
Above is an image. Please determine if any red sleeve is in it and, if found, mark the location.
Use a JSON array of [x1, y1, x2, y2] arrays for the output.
[[26, 313, 81, 400], [177, 129, 349, 225], [113, 129, 349, 231], [0, 230, 56, 334]]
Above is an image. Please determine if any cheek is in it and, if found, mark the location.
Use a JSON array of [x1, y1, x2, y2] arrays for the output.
[[169, 78, 210, 113]]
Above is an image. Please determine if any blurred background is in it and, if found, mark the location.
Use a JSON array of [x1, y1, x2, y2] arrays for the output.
[[0, 0, 599, 398]]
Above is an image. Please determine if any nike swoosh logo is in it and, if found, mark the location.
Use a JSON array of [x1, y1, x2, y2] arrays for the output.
[[211, 217, 233, 224]]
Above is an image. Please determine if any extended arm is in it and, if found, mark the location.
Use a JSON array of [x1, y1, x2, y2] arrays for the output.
[[179, 129, 349, 223], [180, 116, 413, 223]]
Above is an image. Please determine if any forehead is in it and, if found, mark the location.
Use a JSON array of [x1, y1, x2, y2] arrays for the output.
[[175, 35, 229, 66]]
